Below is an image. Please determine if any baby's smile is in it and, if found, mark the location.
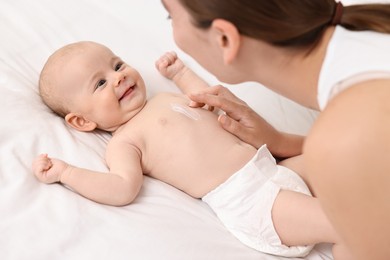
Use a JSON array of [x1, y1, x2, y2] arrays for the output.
[[119, 85, 135, 101]]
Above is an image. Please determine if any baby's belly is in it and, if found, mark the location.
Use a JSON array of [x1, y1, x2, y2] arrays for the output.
[[166, 142, 257, 198], [145, 117, 257, 197]]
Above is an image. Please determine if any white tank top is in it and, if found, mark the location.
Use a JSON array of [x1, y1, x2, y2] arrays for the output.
[[317, 26, 390, 110]]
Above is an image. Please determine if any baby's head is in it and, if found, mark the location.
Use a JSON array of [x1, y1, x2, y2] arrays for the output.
[[39, 41, 147, 132]]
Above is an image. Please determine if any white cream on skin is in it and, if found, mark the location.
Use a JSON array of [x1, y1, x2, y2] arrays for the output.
[[170, 103, 200, 120]]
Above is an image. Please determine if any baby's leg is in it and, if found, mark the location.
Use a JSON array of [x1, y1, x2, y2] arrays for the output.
[[271, 190, 354, 259]]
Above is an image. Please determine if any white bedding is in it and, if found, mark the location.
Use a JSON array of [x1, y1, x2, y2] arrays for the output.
[[0, 0, 332, 259]]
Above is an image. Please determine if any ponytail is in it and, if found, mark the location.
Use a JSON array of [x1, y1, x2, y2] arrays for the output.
[[341, 4, 390, 34]]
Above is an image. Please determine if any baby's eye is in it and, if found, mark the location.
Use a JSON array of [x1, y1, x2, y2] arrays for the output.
[[115, 62, 124, 71], [96, 79, 106, 89], [166, 14, 171, 20]]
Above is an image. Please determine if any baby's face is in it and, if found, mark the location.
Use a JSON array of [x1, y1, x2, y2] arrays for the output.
[[56, 42, 147, 132]]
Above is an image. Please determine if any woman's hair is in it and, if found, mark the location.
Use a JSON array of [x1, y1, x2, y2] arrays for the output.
[[178, 0, 390, 48]]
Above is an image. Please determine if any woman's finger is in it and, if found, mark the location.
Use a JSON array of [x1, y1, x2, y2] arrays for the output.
[[189, 88, 246, 117]]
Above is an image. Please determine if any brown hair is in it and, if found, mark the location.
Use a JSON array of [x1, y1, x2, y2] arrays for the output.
[[178, 0, 390, 48]]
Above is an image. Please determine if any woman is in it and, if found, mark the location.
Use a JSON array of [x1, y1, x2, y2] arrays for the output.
[[161, 0, 390, 259]]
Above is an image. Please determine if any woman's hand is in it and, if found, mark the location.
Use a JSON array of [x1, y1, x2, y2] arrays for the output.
[[188, 85, 304, 158]]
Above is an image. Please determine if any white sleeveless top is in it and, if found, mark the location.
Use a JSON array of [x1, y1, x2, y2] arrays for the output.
[[317, 26, 390, 110]]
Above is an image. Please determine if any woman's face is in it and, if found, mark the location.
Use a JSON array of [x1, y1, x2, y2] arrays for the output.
[[161, 0, 227, 81]]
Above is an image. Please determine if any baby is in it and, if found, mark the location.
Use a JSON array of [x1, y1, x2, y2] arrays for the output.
[[32, 41, 348, 258]]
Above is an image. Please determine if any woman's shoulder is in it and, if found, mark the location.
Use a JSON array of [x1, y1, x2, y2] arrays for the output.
[[318, 27, 390, 110], [309, 78, 390, 150]]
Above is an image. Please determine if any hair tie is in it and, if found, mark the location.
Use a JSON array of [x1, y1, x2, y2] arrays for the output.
[[331, 2, 344, 25]]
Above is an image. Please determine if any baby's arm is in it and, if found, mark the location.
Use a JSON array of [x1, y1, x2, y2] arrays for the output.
[[32, 142, 143, 206], [155, 51, 210, 94]]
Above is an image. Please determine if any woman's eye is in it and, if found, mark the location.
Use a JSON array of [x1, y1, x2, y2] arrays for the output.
[[96, 79, 106, 88], [115, 62, 124, 71]]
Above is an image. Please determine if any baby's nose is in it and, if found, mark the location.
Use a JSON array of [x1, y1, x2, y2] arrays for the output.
[[113, 72, 125, 87]]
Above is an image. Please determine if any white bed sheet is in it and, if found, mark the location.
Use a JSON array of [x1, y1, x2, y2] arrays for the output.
[[0, 0, 332, 259]]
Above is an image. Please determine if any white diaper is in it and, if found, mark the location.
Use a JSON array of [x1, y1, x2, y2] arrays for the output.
[[202, 145, 314, 257]]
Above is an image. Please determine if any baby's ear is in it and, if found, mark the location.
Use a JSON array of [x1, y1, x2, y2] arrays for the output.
[[65, 113, 97, 132]]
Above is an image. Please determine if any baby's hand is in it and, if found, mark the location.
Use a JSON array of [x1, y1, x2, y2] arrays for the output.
[[155, 51, 186, 80], [32, 154, 69, 184]]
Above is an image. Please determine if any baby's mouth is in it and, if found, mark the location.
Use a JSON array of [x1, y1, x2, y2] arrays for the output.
[[119, 85, 135, 101]]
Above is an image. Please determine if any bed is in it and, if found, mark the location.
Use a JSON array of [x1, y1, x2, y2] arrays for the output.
[[0, 0, 334, 259]]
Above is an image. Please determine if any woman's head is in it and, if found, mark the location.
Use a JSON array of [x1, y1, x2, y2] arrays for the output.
[[163, 0, 390, 85], [162, 0, 339, 84]]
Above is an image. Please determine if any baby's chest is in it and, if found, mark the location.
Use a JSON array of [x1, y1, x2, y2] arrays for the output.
[[127, 94, 221, 153], [139, 107, 202, 140], [141, 95, 209, 129]]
